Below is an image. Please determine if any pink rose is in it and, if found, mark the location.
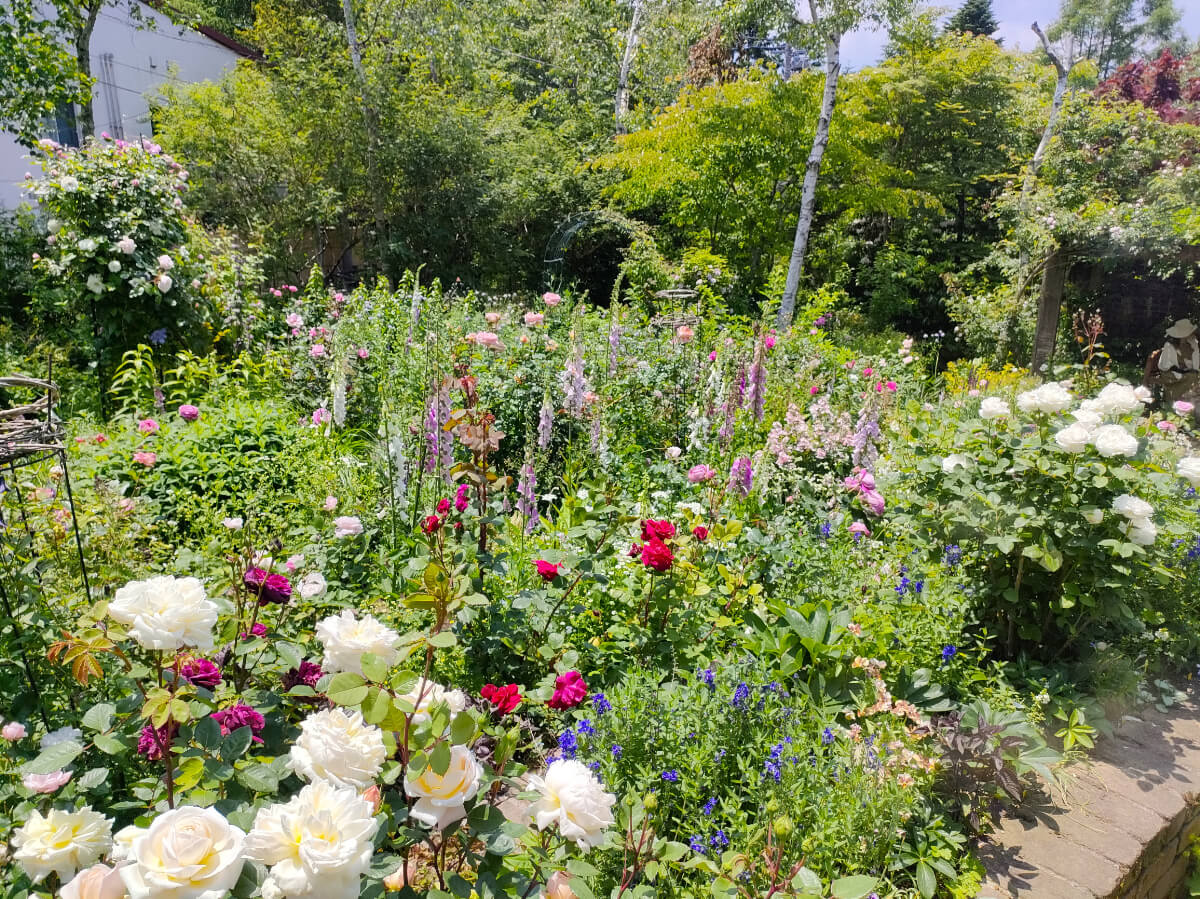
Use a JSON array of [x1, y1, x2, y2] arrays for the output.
[[810, 386, 819, 395], [2, 721, 27, 740], [1174, 400, 1194, 415], [542, 292, 561, 306], [535, 560, 561, 581], [886, 381, 897, 391], [475, 331, 504, 350], [861, 489, 886, 516], [310, 343, 327, 358], [178, 404, 200, 421], [524, 311, 545, 326], [675, 325, 694, 343], [132, 451, 157, 467], [708, 351, 717, 361], [485, 312, 502, 325], [765, 334, 776, 349], [323, 495, 338, 511], [137, 418, 159, 433], [23, 769, 71, 793], [1157, 420, 1177, 432], [357, 347, 370, 359], [547, 671, 587, 709], [640, 538, 674, 572], [285, 313, 304, 329], [848, 521, 870, 539], [687, 464, 716, 483]]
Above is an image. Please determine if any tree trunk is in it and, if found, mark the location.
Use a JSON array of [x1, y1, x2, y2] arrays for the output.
[[1018, 22, 1070, 367], [775, 29, 841, 330], [1031, 246, 1068, 373], [73, 2, 103, 141], [614, 0, 644, 133]]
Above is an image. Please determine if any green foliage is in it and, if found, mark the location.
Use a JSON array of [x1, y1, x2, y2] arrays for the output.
[[0, 0, 89, 145]]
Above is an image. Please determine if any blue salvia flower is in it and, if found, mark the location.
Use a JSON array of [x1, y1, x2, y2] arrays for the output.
[[699, 668, 716, 688], [702, 797, 718, 816], [821, 727, 835, 745], [913, 580, 924, 594], [662, 769, 680, 783], [577, 719, 596, 736], [593, 693, 612, 715], [943, 544, 962, 566], [820, 520, 833, 539], [557, 729, 578, 759], [942, 644, 958, 661], [611, 744, 623, 759], [732, 683, 750, 708], [689, 835, 706, 854], [710, 830, 729, 848]]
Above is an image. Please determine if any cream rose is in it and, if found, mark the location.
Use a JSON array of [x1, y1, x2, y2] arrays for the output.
[[1128, 520, 1157, 545], [1072, 408, 1103, 431], [1177, 457, 1200, 488], [1092, 382, 1144, 416], [1113, 494, 1154, 521], [528, 759, 616, 851], [289, 708, 387, 789], [1016, 382, 1072, 414], [12, 807, 113, 883], [107, 576, 217, 651], [404, 745, 483, 830], [245, 780, 378, 897], [61, 862, 128, 899], [1053, 423, 1091, 454], [315, 609, 400, 676], [1083, 508, 1104, 525], [396, 678, 468, 730], [978, 397, 1010, 420], [119, 806, 245, 899], [941, 453, 970, 473], [1092, 425, 1138, 458]]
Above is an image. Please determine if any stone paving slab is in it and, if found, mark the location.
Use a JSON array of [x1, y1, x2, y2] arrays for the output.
[[976, 696, 1200, 899]]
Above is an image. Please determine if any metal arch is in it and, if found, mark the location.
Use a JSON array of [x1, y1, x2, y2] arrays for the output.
[[542, 209, 646, 291]]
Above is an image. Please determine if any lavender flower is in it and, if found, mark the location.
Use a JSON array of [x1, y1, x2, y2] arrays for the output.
[[851, 407, 881, 470], [728, 456, 753, 497], [537, 396, 554, 449], [517, 462, 539, 534], [560, 344, 589, 417]]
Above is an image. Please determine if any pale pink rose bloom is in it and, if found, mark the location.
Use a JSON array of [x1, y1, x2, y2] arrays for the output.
[[178, 404, 200, 421], [524, 311, 544, 326], [357, 347, 369, 359], [285, 313, 304, 329], [687, 464, 716, 483], [1174, 400, 1194, 415], [334, 515, 364, 537], [848, 521, 871, 538], [2, 721, 27, 740], [520, 334, 530, 345], [485, 312, 501, 325], [675, 325, 694, 343], [137, 418, 159, 434], [132, 451, 157, 467], [60, 862, 126, 899], [323, 495, 338, 512], [542, 292, 561, 306], [310, 343, 327, 358], [1157, 420, 1177, 432], [475, 331, 504, 350], [23, 769, 71, 793], [665, 446, 682, 460]]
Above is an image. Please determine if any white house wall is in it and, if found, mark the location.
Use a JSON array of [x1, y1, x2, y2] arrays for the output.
[[0, 1, 244, 208]]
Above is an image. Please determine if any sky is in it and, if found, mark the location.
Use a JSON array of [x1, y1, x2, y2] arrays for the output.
[[840, 0, 1200, 70]]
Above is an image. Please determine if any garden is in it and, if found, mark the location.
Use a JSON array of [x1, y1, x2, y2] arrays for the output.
[[2, 0, 1200, 898]]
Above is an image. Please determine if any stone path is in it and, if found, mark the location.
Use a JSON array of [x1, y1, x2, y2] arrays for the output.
[[977, 694, 1200, 899]]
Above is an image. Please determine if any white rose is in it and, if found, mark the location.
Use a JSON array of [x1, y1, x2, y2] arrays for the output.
[[1134, 385, 1153, 403], [1112, 494, 1154, 521], [1177, 457, 1200, 488], [110, 825, 141, 863], [664, 446, 682, 460], [47, 218, 61, 234], [42, 725, 83, 749], [118, 237, 136, 254], [941, 453, 970, 473], [1017, 382, 1072, 414], [1127, 519, 1157, 546], [246, 780, 378, 898], [396, 678, 468, 729], [78, 238, 97, 253], [404, 745, 483, 830], [156, 273, 173, 293], [315, 609, 400, 676], [528, 759, 616, 851], [108, 259, 121, 273], [289, 708, 386, 789], [1092, 382, 1144, 416], [1083, 508, 1104, 524], [12, 807, 113, 883], [260, 876, 284, 899], [1092, 425, 1139, 458], [108, 575, 218, 651], [222, 516, 244, 530], [1053, 423, 1091, 453], [61, 175, 79, 191], [87, 274, 104, 294], [1072, 408, 1103, 431], [978, 397, 1010, 420], [61, 862, 127, 899], [157, 254, 174, 271], [297, 571, 327, 599], [120, 806, 244, 899]]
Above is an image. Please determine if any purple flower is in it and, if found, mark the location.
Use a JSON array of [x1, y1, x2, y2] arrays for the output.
[[240, 622, 267, 640], [282, 660, 325, 692], [517, 462, 539, 534], [538, 396, 554, 448], [728, 457, 753, 497], [137, 722, 176, 760], [662, 769, 679, 782], [703, 797, 718, 815], [942, 645, 958, 661], [244, 567, 292, 605], [178, 403, 200, 421], [211, 703, 266, 743], [179, 658, 222, 690], [557, 729, 578, 760], [611, 744, 623, 759], [149, 327, 168, 346]]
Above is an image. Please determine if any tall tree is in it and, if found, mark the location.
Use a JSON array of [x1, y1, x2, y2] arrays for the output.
[[947, 0, 997, 38], [776, 0, 911, 329], [0, 0, 90, 145], [1049, 0, 1181, 76]]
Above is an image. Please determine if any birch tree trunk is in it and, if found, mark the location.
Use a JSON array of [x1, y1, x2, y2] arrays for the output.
[[614, 0, 644, 133], [775, 27, 841, 330], [72, 1, 103, 141], [1025, 22, 1070, 372]]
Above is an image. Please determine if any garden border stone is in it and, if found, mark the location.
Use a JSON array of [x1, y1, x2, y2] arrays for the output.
[[976, 693, 1200, 899]]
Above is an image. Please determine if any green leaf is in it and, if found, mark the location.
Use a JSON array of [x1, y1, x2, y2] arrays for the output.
[[77, 766, 109, 790], [359, 652, 389, 683], [429, 740, 451, 776], [326, 672, 368, 707], [449, 709, 476, 745], [194, 716, 223, 750], [428, 631, 457, 649], [915, 860, 937, 899], [221, 726, 254, 762], [237, 762, 280, 792], [82, 703, 115, 732], [21, 740, 85, 775], [94, 733, 129, 756], [831, 875, 878, 899]]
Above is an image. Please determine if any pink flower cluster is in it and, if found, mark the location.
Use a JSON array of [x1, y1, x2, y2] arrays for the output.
[[764, 399, 855, 466], [844, 468, 885, 516]]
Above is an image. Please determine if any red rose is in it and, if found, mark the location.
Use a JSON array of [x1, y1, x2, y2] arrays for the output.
[[421, 514, 442, 534], [535, 560, 560, 581], [547, 670, 588, 709], [640, 519, 676, 542], [453, 520, 464, 531], [628, 543, 643, 559], [692, 525, 709, 542], [481, 682, 522, 714], [436, 498, 451, 515], [641, 538, 674, 572]]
